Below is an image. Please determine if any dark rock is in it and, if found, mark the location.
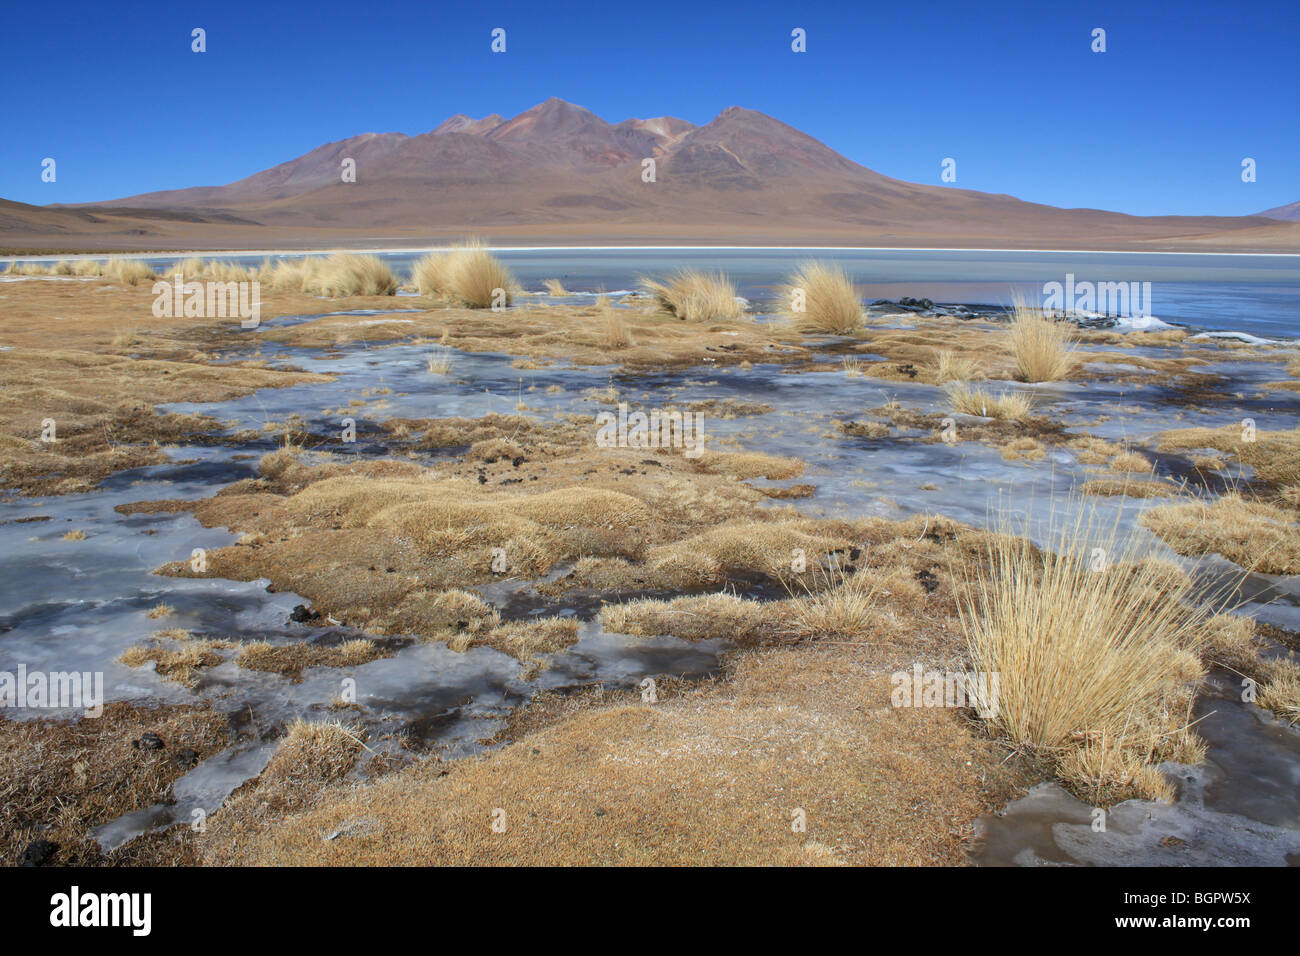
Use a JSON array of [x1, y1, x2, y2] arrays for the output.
[[174, 748, 200, 768], [133, 731, 164, 751], [21, 840, 57, 867], [289, 604, 320, 624]]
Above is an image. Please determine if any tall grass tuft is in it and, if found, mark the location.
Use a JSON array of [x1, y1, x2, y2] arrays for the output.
[[641, 269, 744, 322], [945, 382, 1033, 421], [1009, 295, 1075, 382], [412, 240, 517, 308], [934, 348, 981, 383], [956, 500, 1236, 795], [305, 253, 397, 296], [781, 261, 862, 333], [105, 257, 157, 286]]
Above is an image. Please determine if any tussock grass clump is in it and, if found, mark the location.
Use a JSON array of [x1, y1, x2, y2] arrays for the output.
[[933, 349, 981, 383], [265, 719, 364, 785], [120, 638, 232, 688], [1009, 298, 1075, 382], [263, 257, 318, 292], [602, 592, 768, 643], [957, 503, 1231, 801], [4, 261, 51, 276], [641, 269, 744, 322], [104, 257, 157, 287], [235, 638, 385, 679], [944, 382, 1033, 421], [781, 262, 861, 333], [542, 278, 570, 296], [304, 253, 397, 297], [412, 240, 517, 308], [1139, 493, 1300, 575]]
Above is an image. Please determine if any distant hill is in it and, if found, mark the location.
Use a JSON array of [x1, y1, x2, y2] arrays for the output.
[[1257, 200, 1300, 222], [3, 98, 1297, 253]]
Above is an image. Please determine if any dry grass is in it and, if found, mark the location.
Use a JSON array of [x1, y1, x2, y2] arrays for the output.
[[265, 719, 365, 784], [412, 240, 518, 308], [933, 349, 982, 383], [307, 253, 397, 297], [201, 646, 1018, 866], [601, 305, 634, 349], [104, 257, 157, 287], [1156, 425, 1300, 487], [781, 262, 862, 333], [542, 278, 570, 296], [641, 269, 744, 322], [957, 502, 1227, 801], [944, 382, 1034, 421], [120, 638, 232, 688], [1009, 297, 1075, 382], [1140, 493, 1300, 575], [60, 529, 87, 541], [601, 592, 769, 642], [1080, 478, 1181, 499], [235, 638, 387, 680], [0, 702, 229, 866]]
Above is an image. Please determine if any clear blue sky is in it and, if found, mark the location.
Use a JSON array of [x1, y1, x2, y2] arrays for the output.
[[1, 0, 1296, 216]]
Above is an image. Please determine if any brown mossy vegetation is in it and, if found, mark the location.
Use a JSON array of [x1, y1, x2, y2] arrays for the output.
[[1156, 424, 1300, 487], [199, 645, 1025, 866], [0, 702, 230, 866]]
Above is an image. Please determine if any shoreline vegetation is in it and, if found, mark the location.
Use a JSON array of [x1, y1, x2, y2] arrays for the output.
[[1, 246, 1298, 866]]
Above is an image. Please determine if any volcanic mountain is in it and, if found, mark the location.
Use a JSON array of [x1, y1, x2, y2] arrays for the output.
[[5, 98, 1297, 252]]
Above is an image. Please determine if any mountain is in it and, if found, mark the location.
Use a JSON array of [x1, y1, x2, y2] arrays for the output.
[[1258, 201, 1300, 222], [5, 99, 1298, 252]]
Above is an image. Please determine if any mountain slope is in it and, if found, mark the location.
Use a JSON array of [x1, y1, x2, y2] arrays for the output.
[[7, 99, 1298, 252]]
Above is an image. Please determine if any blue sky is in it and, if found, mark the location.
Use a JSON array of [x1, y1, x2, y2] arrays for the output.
[[1, 0, 1296, 216]]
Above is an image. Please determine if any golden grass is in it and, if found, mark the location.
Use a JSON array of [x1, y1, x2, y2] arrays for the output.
[[957, 502, 1226, 800], [601, 305, 634, 349], [1139, 493, 1300, 575], [1080, 478, 1181, 499], [542, 278, 569, 296], [601, 592, 769, 642], [306, 253, 397, 297], [412, 240, 517, 308], [202, 648, 1014, 866], [781, 262, 861, 333], [120, 639, 231, 688], [104, 257, 156, 287], [944, 382, 1033, 421], [641, 269, 743, 322], [266, 719, 365, 784], [1156, 425, 1300, 486], [933, 349, 981, 383], [1009, 298, 1075, 382], [60, 529, 87, 541], [146, 603, 174, 619]]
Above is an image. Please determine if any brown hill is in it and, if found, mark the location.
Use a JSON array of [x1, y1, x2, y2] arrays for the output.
[[5, 99, 1297, 253]]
